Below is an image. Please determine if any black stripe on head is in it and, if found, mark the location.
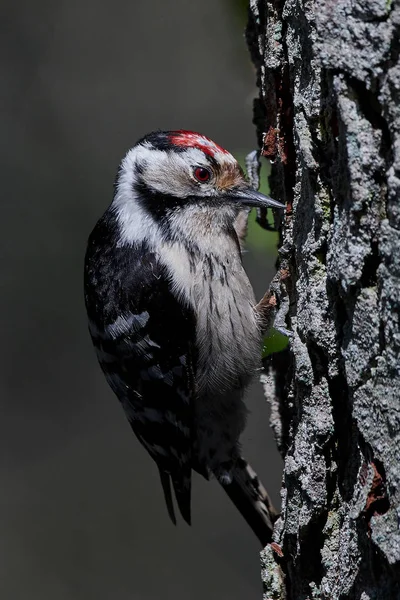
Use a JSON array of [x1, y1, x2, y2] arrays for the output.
[[134, 176, 187, 220], [135, 131, 187, 153], [134, 131, 227, 165], [133, 174, 218, 223]]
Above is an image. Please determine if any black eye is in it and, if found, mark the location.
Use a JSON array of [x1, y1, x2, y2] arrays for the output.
[[194, 166, 211, 183]]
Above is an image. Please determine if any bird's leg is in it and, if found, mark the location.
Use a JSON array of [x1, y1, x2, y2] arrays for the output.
[[246, 151, 292, 335], [246, 149, 291, 335], [256, 268, 292, 337], [245, 149, 261, 191], [245, 150, 279, 232], [233, 148, 263, 247], [255, 288, 277, 334]]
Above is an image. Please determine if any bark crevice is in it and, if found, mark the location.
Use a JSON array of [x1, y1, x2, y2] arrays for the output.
[[248, 0, 400, 597]]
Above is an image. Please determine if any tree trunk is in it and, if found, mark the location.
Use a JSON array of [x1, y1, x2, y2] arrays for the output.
[[247, 0, 400, 597]]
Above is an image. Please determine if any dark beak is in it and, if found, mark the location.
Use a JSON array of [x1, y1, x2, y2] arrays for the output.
[[233, 188, 285, 210]]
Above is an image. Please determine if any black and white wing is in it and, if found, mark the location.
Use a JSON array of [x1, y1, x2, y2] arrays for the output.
[[84, 214, 197, 524]]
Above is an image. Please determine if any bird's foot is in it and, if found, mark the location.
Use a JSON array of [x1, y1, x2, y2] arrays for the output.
[[256, 269, 292, 336]]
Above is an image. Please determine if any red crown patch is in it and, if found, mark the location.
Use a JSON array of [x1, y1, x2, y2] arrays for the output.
[[168, 131, 230, 158]]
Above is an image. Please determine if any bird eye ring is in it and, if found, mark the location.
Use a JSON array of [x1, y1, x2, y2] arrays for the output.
[[193, 166, 211, 183]]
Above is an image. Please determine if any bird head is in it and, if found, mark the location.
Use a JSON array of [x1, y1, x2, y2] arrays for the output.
[[112, 130, 284, 245]]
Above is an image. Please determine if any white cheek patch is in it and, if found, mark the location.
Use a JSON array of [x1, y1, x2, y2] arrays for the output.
[[112, 147, 161, 247]]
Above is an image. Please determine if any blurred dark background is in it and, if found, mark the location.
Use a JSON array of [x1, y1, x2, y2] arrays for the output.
[[0, 1, 282, 598]]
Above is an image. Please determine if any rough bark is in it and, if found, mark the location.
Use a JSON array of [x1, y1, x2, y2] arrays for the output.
[[247, 0, 400, 598]]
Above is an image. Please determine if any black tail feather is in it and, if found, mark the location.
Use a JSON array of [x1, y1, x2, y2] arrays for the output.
[[158, 467, 192, 526], [218, 457, 279, 547], [158, 468, 176, 525], [171, 470, 192, 525], [159, 458, 276, 547]]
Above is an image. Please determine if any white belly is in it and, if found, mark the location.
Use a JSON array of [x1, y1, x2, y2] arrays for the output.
[[160, 236, 261, 390], [159, 235, 262, 474]]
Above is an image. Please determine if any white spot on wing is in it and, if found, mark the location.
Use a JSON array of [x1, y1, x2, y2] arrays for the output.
[[107, 311, 149, 339]]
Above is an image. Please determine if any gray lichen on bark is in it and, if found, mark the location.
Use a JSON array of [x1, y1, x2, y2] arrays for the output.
[[247, 0, 400, 598]]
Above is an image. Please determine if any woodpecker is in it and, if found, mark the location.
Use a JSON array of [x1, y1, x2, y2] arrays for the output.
[[84, 130, 285, 546]]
